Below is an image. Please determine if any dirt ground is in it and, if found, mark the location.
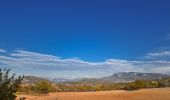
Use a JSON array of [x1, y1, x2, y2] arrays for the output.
[[17, 88, 170, 100]]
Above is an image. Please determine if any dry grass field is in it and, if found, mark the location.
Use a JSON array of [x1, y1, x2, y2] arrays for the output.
[[17, 88, 170, 100]]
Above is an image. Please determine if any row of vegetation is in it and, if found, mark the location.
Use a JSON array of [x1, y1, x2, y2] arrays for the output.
[[18, 81, 57, 95], [57, 78, 170, 91], [18, 77, 170, 95]]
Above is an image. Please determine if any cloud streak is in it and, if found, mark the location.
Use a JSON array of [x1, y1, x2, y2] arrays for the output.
[[145, 51, 170, 60], [0, 49, 7, 53], [0, 49, 170, 79]]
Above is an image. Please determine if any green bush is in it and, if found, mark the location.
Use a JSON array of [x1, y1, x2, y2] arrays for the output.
[[32, 81, 54, 94], [123, 80, 146, 90], [0, 69, 24, 100]]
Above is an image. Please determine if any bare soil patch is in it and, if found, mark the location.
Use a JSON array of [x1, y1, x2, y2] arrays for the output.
[[17, 88, 170, 100]]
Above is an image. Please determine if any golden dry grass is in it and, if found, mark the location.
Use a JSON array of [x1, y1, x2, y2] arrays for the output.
[[17, 88, 170, 100]]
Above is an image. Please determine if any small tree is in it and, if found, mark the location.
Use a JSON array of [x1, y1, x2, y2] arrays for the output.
[[33, 81, 53, 94], [0, 69, 24, 100]]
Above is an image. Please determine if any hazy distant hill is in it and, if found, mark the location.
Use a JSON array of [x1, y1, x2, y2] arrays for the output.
[[101, 72, 169, 82], [62, 72, 169, 84], [23, 76, 50, 84], [22, 72, 169, 84], [52, 78, 71, 83]]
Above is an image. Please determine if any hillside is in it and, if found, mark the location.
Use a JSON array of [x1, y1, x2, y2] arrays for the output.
[[22, 76, 50, 85], [22, 72, 169, 85], [63, 72, 169, 84], [19, 73, 170, 92], [101, 72, 169, 82]]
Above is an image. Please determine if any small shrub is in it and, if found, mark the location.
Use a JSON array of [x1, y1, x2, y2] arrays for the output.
[[33, 81, 53, 94], [0, 69, 24, 100]]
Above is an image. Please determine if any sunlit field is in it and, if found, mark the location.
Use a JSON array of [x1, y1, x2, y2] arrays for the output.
[[17, 88, 170, 100]]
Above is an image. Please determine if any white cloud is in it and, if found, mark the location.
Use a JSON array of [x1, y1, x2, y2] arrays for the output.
[[148, 51, 170, 56], [0, 49, 170, 79], [0, 49, 7, 53], [145, 51, 170, 59]]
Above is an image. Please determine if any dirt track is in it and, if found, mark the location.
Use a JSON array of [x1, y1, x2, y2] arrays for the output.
[[17, 88, 170, 100]]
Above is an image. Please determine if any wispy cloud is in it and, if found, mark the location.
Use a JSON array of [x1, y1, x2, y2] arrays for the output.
[[0, 49, 7, 53], [145, 51, 170, 59], [0, 49, 170, 79]]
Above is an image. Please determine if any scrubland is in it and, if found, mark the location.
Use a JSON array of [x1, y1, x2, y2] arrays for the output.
[[17, 87, 170, 100]]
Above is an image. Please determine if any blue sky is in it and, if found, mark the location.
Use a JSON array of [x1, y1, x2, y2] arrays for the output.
[[0, 0, 170, 79]]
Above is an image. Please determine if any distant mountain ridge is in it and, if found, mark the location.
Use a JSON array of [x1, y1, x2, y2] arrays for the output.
[[22, 72, 170, 84], [23, 76, 50, 84], [101, 72, 169, 82], [52, 78, 72, 83]]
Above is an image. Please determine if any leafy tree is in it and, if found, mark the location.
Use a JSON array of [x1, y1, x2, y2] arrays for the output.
[[33, 81, 53, 94], [0, 69, 24, 100]]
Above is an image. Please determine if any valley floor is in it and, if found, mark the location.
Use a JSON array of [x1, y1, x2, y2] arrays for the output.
[[17, 88, 170, 100]]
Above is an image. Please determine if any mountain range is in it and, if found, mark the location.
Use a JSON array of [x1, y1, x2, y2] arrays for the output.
[[23, 72, 170, 84], [100, 72, 169, 82]]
